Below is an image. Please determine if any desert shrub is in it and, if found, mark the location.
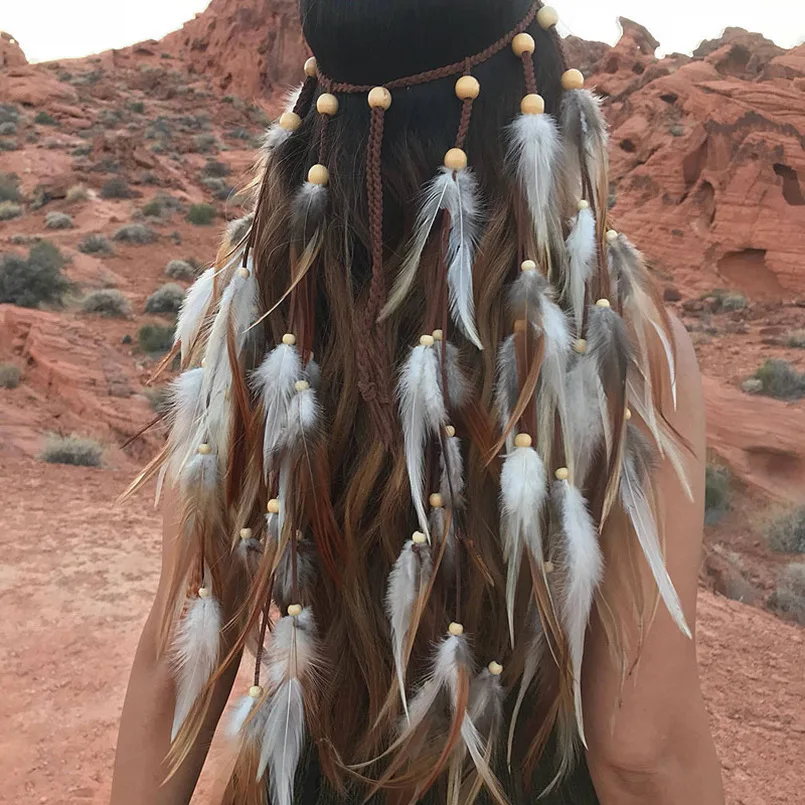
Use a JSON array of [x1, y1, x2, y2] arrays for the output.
[[72, 142, 92, 157], [138, 323, 175, 354], [769, 563, 805, 624], [145, 283, 185, 314], [0, 363, 21, 389], [0, 138, 20, 151], [34, 111, 58, 126], [786, 330, 805, 349], [128, 101, 146, 114], [201, 177, 232, 201], [165, 259, 195, 281], [100, 177, 132, 199], [45, 211, 74, 230], [141, 198, 164, 218], [203, 160, 231, 178], [702, 288, 747, 313], [766, 506, 805, 554], [187, 203, 217, 226], [0, 242, 68, 307], [66, 184, 89, 203], [751, 359, 805, 401], [81, 289, 130, 317], [0, 173, 21, 202], [144, 385, 172, 413], [78, 233, 113, 255], [41, 434, 103, 467], [0, 201, 23, 220], [141, 193, 182, 219], [192, 133, 219, 153], [0, 104, 20, 124], [113, 223, 156, 245], [0, 121, 16, 136], [705, 464, 731, 526]]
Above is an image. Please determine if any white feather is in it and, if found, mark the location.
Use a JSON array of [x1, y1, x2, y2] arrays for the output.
[[555, 481, 603, 746], [564, 206, 596, 335], [228, 694, 258, 738], [500, 444, 547, 644], [565, 357, 604, 487], [280, 387, 320, 451], [175, 267, 215, 359], [171, 594, 222, 740], [168, 368, 205, 480], [440, 341, 472, 410], [262, 84, 304, 153], [430, 506, 457, 570], [399, 344, 447, 539], [440, 433, 465, 509], [180, 452, 218, 491], [509, 114, 561, 254], [621, 453, 691, 638], [385, 540, 433, 720]]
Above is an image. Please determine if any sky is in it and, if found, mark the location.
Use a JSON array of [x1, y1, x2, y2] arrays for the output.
[[2, 1, 804, 64]]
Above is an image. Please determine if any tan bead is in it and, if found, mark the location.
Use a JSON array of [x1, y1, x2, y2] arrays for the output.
[[412, 531, 427, 545], [368, 86, 392, 110], [574, 338, 588, 354], [304, 57, 318, 78], [237, 267, 251, 279], [316, 93, 339, 116], [200, 358, 206, 368], [561, 69, 585, 91], [267, 498, 280, 514], [555, 467, 570, 482], [606, 229, 619, 243], [294, 380, 310, 392], [512, 32, 536, 57], [625, 408, 633, 421], [287, 604, 303, 617], [197, 443, 212, 455], [307, 163, 329, 186], [578, 199, 590, 211], [420, 334, 435, 347], [513, 319, 528, 334], [279, 111, 302, 131], [520, 93, 546, 115], [432, 329, 444, 342], [445, 425, 457, 438], [544, 560, 555, 574], [448, 622, 465, 637], [249, 685, 263, 698], [455, 75, 480, 100], [537, 6, 559, 30], [240, 527, 253, 541], [429, 493, 444, 509], [282, 333, 297, 346], [515, 433, 533, 449], [521, 259, 537, 273], [488, 661, 504, 676], [198, 587, 211, 599], [596, 298, 611, 309], [444, 148, 468, 171]]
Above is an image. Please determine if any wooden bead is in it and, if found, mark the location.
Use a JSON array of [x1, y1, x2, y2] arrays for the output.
[[429, 493, 444, 509], [521, 259, 537, 273], [537, 6, 559, 30], [304, 57, 317, 78], [420, 334, 435, 347], [606, 229, 619, 243], [625, 408, 633, 421], [488, 661, 504, 676], [287, 604, 303, 617], [561, 69, 585, 91], [240, 528, 253, 541], [279, 111, 302, 131], [412, 531, 427, 545], [448, 622, 465, 637], [444, 148, 468, 171], [455, 75, 480, 100], [267, 499, 280, 514], [515, 433, 533, 449], [316, 93, 339, 116], [596, 298, 611, 309], [237, 267, 251, 279], [520, 93, 545, 115], [198, 587, 211, 599], [432, 329, 444, 342], [578, 199, 590, 211], [282, 333, 297, 346], [368, 86, 392, 109], [555, 467, 570, 481], [197, 443, 212, 455], [512, 33, 536, 57], [294, 380, 310, 392], [307, 164, 329, 186], [574, 338, 588, 354], [445, 425, 457, 438], [249, 685, 264, 698]]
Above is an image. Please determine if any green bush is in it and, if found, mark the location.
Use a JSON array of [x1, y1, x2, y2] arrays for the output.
[[141, 198, 164, 218], [0, 138, 20, 152], [128, 101, 146, 114], [702, 288, 747, 313], [0, 242, 69, 307], [203, 160, 231, 178], [705, 464, 731, 526], [766, 506, 805, 554], [0, 363, 21, 389], [138, 323, 175, 354], [0, 121, 16, 136], [0, 173, 21, 202], [113, 224, 156, 245], [751, 359, 805, 401], [100, 177, 132, 199], [201, 177, 233, 201], [78, 233, 113, 255], [786, 330, 805, 349], [81, 289, 130, 317], [41, 434, 103, 467], [145, 282, 184, 314], [769, 563, 805, 625], [0, 200, 23, 220], [165, 259, 196, 281], [192, 133, 219, 153], [187, 203, 217, 226], [34, 111, 58, 126], [66, 184, 89, 203], [45, 211, 74, 230]]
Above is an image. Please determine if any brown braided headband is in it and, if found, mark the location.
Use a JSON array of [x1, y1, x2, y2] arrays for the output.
[[269, 2, 585, 447]]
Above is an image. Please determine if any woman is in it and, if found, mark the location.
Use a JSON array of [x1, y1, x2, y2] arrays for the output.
[[111, 1, 724, 803]]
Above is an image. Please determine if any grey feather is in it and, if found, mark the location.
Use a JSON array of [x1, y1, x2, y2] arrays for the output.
[[438, 341, 472, 410], [440, 433, 465, 509]]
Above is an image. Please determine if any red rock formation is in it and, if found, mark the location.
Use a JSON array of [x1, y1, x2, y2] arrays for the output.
[[0, 31, 27, 68]]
